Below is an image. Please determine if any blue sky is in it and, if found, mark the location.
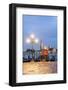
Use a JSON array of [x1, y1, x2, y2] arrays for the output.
[[23, 15, 57, 51]]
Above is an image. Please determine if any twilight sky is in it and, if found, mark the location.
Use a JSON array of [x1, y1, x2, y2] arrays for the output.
[[23, 15, 57, 51]]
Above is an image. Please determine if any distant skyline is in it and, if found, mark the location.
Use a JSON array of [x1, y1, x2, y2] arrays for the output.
[[23, 15, 57, 51]]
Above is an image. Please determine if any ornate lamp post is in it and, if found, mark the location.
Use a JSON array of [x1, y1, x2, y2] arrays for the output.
[[26, 33, 39, 60]]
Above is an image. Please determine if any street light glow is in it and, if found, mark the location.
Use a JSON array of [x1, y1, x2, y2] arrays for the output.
[[35, 38, 39, 43], [30, 33, 35, 39], [26, 33, 39, 44], [26, 38, 31, 43]]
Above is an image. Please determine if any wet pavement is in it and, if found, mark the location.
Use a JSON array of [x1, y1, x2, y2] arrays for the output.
[[23, 61, 57, 75]]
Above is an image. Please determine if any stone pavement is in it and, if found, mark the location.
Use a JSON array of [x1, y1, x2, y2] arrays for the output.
[[23, 61, 57, 75]]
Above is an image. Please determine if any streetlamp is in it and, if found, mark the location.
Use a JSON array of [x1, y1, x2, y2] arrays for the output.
[[26, 33, 39, 60]]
